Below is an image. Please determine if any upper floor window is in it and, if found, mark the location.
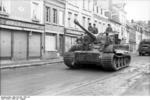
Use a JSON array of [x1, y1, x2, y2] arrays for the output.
[[87, 18, 90, 24], [101, 8, 103, 15], [83, 0, 85, 9], [45, 6, 51, 22], [53, 8, 57, 24], [58, 10, 64, 25], [0, 0, 5, 12], [68, 12, 72, 27], [95, 20, 97, 26], [96, 6, 99, 13], [82, 16, 86, 27], [0, 0, 8, 15], [74, 14, 78, 28], [32, 2, 39, 21], [88, 0, 90, 11]]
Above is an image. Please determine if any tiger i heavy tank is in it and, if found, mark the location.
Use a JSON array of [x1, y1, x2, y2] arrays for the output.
[[63, 19, 131, 71]]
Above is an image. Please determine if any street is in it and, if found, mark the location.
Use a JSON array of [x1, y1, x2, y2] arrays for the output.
[[1, 55, 150, 96]]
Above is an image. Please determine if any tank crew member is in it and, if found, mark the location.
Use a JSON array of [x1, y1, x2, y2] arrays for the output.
[[93, 24, 98, 34], [105, 24, 113, 34], [88, 23, 93, 33]]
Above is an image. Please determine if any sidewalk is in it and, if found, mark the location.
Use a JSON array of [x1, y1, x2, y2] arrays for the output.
[[0, 57, 63, 69]]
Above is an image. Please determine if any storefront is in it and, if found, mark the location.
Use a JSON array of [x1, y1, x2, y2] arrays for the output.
[[0, 17, 44, 61], [28, 32, 42, 59], [0, 29, 12, 60], [44, 24, 64, 59], [64, 28, 84, 52], [43, 0, 65, 59]]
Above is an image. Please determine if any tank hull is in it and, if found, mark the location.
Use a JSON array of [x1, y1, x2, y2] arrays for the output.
[[64, 51, 131, 71]]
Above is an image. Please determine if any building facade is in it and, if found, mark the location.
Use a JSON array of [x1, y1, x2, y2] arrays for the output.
[[93, 0, 109, 34], [0, 0, 44, 62], [126, 23, 136, 53], [131, 21, 150, 52], [110, 4, 127, 43], [43, 0, 65, 59], [98, 0, 128, 44]]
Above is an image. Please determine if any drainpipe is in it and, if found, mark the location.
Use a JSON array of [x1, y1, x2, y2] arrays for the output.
[[42, 0, 46, 59], [63, 0, 67, 53]]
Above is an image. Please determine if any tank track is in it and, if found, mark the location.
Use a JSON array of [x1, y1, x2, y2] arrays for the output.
[[63, 52, 79, 69], [101, 53, 131, 71]]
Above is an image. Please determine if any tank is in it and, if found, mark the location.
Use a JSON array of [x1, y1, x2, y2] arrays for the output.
[[63, 19, 131, 71]]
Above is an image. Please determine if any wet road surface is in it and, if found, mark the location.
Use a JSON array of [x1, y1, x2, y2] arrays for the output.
[[1, 55, 150, 95]]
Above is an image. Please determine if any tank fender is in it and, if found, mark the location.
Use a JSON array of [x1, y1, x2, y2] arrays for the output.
[[103, 45, 114, 53]]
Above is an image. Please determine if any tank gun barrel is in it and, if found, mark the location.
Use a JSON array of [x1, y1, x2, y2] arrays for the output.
[[74, 19, 96, 41]]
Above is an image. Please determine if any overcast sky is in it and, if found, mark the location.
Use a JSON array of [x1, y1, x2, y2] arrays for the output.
[[125, 0, 150, 21]]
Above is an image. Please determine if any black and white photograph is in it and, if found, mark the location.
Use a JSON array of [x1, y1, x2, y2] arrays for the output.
[[0, 0, 150, 98]]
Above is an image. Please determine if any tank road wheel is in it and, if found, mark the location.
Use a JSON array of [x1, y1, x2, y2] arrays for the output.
[[113, 57, 120, 70], [124, 58, 128, 67], [120, 57, 124, 68], [123, 57, 126, 67], [127, 56, 131, 67], [101, 53, 131, 71], [101, 53, 121, 71], [124, 56, 131, 67]]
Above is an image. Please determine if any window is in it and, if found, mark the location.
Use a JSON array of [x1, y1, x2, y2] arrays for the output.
[[83, 0, 85, 9], [45, 35, 56, 51], [58, 10, 64, 25], [45, 6, 51, 22], [32, 2, 39, 20], [97, 6, 99, 13], [95, 20, 97, 24], [53, 8, 57, 24], [88, 0, 90, 10], [82, 16, 86, 27], [68, 12, 72, 27], [74, 14, 78, 28], [0, 0, 7, 13], [88, 18, 90, 24], [101, 8, 103, 15]]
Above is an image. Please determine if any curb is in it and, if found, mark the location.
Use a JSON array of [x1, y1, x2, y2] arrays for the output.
[[1, 60, 63, 70]]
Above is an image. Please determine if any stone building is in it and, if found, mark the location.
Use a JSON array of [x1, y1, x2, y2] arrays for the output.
[[93, 0, 109, 34], [43, 0, 65, 58], [0, 0, 44, 62], [109, 3, 127, 43], [126, 22, 136, 53]]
